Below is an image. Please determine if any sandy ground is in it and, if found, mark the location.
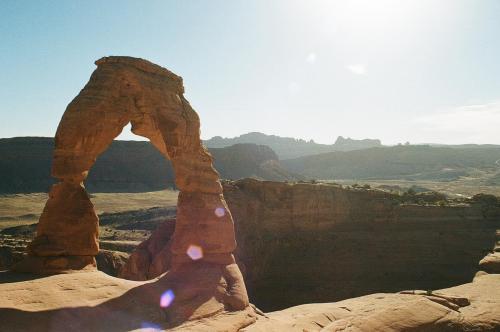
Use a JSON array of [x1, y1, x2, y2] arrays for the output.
[[0, 190, 178, 230]]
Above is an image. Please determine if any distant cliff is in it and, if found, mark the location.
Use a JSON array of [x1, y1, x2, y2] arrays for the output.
[[225, 179, 499, 310], [0, 137, 296, 193], [204, 132, 382, 159]]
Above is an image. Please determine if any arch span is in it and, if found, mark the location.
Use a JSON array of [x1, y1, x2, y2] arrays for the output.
[[14, 57, 248, 315]]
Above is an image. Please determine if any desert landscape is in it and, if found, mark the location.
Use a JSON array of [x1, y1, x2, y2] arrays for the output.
[[0, 56, 499, 331], [1, 1, 500, 331]]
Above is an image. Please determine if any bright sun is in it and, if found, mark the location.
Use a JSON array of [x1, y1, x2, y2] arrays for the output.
[[322, 0, 421, 29]]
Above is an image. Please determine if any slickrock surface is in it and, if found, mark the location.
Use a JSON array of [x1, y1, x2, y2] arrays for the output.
[[243, 274, 500, 331], [12, 56, 249, 323], [0, 270, 257, 331], [1, 271, 499, 331]]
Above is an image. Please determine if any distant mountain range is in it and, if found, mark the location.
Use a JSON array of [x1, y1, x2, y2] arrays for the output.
[[2, 134, 500, 194], [204, 132, 382, 159], [0, 137, 297, 194]]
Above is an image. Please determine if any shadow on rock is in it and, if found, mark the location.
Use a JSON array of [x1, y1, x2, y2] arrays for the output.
[[0, 262, 252, 331]]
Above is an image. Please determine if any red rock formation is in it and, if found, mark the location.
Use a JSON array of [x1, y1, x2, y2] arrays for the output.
[[120, 219, 175, 281], [13, 56, 248, 321]]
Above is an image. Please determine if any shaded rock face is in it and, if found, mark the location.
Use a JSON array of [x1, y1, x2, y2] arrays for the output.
[[95, 250, 129, 277], [119, 219, 175, 280], [13, 56, 248, 320], [226, 179, 499, 311]]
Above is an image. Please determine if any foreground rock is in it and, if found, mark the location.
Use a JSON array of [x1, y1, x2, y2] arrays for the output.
[[0, 270, 257, 331], [244, 274, 500, 331], [1, 271, 498, 331]]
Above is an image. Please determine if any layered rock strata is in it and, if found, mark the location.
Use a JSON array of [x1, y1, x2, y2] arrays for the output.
[[12, 56, 249, 322]]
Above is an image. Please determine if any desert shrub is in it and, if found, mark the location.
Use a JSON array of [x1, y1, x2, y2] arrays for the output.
[[470, 193, 498, 206], [398, 189, 447, 205]]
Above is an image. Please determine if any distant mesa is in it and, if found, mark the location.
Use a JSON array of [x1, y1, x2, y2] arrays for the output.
[[333, 135, 382, 151], [204, 132, 383, 159]]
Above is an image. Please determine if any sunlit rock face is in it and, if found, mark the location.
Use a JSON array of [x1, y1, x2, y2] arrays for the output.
[[12, 56, 249, 321]]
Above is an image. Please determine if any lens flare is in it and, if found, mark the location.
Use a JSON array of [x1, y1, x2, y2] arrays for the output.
[[160, 289, 175, 308], [186, 244, 203, 260], [214, 207, 225, 218], [140, 322, 162, 331]]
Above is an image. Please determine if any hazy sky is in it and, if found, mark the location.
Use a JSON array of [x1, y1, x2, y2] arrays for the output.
[[1, 0, 499, 145]]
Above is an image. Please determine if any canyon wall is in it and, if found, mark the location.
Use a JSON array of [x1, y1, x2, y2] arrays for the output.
[[224, 179, 499, 311]]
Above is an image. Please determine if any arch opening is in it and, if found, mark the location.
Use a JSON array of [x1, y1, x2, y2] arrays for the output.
[[85, 123, 176, 193]]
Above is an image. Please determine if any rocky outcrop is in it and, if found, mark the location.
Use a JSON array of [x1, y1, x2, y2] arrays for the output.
[[12, 56, 249, 323], [95, 250, 129, 277], [1, 239, 129, 278], [478, 230, 500, 274], [479, 252, 500, 274]]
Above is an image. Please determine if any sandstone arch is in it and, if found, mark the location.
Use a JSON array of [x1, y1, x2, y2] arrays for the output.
[[14, 56, 248, 315]]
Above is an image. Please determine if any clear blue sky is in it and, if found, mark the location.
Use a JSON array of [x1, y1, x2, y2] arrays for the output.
[[1, 0, 499, 144]]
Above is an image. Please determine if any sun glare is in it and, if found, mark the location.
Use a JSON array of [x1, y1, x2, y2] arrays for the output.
[[323, 0, 418, 23], [301, 0, 424, 35]]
